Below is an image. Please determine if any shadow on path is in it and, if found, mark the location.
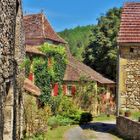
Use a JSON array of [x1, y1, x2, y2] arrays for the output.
[[80, 122, 116, 133], [64, 121, 124, 140]]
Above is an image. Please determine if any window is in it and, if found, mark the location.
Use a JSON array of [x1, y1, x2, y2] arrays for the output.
[[67, 85, 72, 96], [130, 48, 134, 53], [16, 0, 19, 14]]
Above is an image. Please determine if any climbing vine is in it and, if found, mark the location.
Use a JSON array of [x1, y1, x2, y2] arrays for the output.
[[33, 43, 67, 103]]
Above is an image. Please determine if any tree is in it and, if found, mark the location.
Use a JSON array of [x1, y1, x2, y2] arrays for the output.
[[58, 25, 93, 61], [83, 7, 122, 80]]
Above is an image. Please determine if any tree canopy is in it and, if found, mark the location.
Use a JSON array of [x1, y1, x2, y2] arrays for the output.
[[83, 7, 121, 80], [58, 25, 94, 61], [59, 7, 121, 81]]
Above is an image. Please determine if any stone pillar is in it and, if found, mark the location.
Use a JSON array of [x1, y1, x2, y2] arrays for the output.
[[0, 0, 17, 139], [14, 0, 25, 139], [0, 0, 25, 139]]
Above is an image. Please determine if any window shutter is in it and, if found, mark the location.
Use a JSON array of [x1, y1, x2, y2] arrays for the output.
[[71, 85, 76, 96], [53, 83, 58, 96], [28, 72, 34, 81]]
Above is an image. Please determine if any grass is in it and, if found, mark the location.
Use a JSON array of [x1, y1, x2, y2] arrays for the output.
[[24, 125, 74, 140], [45, 125, 74, 140], [93, 114, 116, 122], [131, 111, 140, 121]]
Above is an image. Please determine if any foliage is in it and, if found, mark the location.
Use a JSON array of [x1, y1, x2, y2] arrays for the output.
[[59, 25, 94, 61], [49, 95, 81, 124], [83, 8, 121, 80], [19, 57, 31, 77], [131, 112, 140, 121], [79, 112, 93, 124], [74, 79, 98, 114], [32, 43, 67, 103], [24, 95, 51, 137], [47, 115, 74, 128], [59, 7, 121, 80], [24, 125, 74, 140]]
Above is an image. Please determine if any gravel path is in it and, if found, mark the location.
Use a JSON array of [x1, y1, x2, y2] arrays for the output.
[[64, 121, 119, 140], [64, 126, 91, 140]]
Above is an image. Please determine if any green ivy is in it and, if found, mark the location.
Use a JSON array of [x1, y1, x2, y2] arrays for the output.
[[19, 57, 31, 77], [33, 43, 67, 103]]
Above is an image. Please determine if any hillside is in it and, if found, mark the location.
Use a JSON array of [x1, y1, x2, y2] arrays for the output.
[[58, 25, 94, 61]]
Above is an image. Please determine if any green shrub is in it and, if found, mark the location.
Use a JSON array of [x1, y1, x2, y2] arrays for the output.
[[24, 134, 46, 140], [47, 115, 74, 128], [79, 112, 93, 124]]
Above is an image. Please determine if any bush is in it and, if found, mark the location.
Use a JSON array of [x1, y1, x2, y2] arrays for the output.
[[47, 115, 74, 129], [79, 112, 93, 124], [24, 134, 45, 140]]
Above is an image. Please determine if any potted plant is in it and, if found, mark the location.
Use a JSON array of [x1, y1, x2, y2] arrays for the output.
[[124, 109, 131, 117]]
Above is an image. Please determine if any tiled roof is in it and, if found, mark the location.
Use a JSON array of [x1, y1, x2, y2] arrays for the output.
[[26, 46, 114, 84], [118, 2, 140, 43], [26, 45, 45, 55], [24, 13, 67, 45], [24, 78, 41, 96], [64, 54, 115, 84]]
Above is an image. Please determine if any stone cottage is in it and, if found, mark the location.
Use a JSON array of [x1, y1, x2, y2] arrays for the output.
[[0, 0, 41, 139], [0, 0, 25, 139], [24, 13, 115, 98], [117, 2, 140, 113]]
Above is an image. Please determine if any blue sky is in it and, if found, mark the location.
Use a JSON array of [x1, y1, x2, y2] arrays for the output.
[[23, 0, 129, 32]]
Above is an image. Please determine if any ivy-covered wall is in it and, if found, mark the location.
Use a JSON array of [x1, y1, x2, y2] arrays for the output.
[[27, 43, 67, 103]]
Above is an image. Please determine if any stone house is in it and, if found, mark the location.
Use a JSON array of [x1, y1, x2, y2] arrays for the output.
[[24, 13, 115, 105], [0, 0, 25, 139], [0, 1, 41, 139], [23, 12, 116, 117], [117, 2, 140, 113]]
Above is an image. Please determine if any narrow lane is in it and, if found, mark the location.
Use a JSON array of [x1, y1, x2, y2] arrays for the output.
[[64, 121, 122, 140]]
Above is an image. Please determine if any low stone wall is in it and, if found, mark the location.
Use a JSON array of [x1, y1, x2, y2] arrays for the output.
[[116, 116, 140, 140]]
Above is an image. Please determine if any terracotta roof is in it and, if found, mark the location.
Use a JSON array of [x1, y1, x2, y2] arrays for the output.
[[26, 45, 45, 55], [64, 54, 115, 84], [24, 13, 67, 45], [24, 78, 41, 96], [118, 2, 140, 43]]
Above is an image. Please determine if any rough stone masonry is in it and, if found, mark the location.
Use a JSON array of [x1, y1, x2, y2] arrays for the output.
[[0, 0, 25, 139]]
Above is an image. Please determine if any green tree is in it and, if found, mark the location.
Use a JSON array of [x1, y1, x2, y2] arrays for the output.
[[83, 7, 122, 80], [58, 25, 94, 61]]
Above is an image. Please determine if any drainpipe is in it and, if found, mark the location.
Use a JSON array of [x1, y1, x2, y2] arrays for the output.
[[116, 45, 120, 116]]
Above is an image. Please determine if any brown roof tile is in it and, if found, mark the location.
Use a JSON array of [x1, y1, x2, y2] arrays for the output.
[[26, 45, 45, 55], [118, 2, 140, 43], [64, 55, 115, 84], [24, 78, 41, 96], [24, 13, 67, 45]]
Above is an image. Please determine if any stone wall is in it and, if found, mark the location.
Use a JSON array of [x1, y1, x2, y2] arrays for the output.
[[14, 0, 25, 139], [0, 0, 25, 139], [117, 116, 140, 140], [0, 1, 16, 139], [119, 46, 140, 111]]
